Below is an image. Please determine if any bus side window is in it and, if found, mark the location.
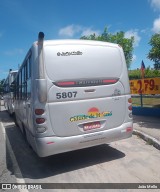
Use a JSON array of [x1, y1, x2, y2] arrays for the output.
[[22, 67, 25, 99], [15, 75, 18, 99], [27, 55, 31, 99], [24, 62, 27, 99], [4, 78, 9, 93], [19, 70, 22, 100]]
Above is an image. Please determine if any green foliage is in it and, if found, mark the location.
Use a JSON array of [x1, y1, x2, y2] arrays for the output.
[[80, 27, 134, 69], [147, 33, 160, 66], [128, 69, 141, 80], [129, 67, 160, 79]]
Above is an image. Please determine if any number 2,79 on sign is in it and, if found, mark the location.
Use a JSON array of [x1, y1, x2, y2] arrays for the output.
[[130, 78, 160, 95]]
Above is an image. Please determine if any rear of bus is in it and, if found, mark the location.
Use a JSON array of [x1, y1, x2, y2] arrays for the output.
[[34, 39, 133, 157]]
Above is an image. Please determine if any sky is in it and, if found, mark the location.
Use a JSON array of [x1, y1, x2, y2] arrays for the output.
[[0, 0, 160, 80]]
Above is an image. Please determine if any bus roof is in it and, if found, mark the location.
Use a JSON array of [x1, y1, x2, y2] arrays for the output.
[[33, 39, 121, 48]]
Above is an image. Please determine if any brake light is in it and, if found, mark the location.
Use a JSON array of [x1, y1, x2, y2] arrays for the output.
[[36, 118, 45, 124], [56, 81, 75, 86], [54, 78, 118, 87], [35, 109, 44, 115], [102, 79, 118, 84]]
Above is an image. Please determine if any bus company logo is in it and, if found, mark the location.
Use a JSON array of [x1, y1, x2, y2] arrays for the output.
[[112, 89, 121, 96], [57, 51, 83, 56], [88, 107, 100, 117], [70, 107, 112, 122]]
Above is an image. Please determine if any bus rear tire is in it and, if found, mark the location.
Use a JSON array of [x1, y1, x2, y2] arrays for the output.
[[22, 125, 32, 149]]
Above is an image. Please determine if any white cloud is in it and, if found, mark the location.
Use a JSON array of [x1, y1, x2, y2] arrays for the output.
[[132, 54, 137, 62], [58, 24, 100, 37], [59, 25, 82, 37], [152, 17, 160, 33], [140, 28, 150, 34], [124, 30, 141, 47], [81, 28, 100, 36], [150, 0, 160, 11], [4, 48, 24, 56]]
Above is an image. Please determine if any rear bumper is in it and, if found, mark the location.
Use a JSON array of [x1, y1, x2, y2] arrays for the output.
[[34, 122, 133, 157]]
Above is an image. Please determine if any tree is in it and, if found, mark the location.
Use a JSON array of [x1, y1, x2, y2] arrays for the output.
[[129, 67, 160, 80], [80, 27, 134, 69], [147, 33, 160, 70]]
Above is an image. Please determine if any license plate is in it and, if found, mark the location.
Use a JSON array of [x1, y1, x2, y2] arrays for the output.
[[83, 121, 101, 131]]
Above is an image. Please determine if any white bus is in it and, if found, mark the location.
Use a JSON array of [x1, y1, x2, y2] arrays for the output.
[[14, 32, 133, 157], [3, 69, 18, 115]]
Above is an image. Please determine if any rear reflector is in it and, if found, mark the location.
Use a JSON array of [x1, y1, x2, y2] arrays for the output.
[[36, 127, 46, 133], [35, 109, 44, 115], [47, 141, 55, 145], [54, 78, 118, 87], [129, 112, 132, 118], [36, 118, 45, 124], [126, 127, 132, 132]]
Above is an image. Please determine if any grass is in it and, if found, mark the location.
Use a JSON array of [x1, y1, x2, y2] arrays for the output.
[[132, 96, 160, 107], [146, 139, 154, 146]]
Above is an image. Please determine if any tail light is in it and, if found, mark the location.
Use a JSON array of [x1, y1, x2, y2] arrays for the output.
[[35, 109, 44, 115], [128, 98, 132, 103], [128, 105, 132, 111], [128, 97, 132, 118], [53, 78, 119, 87], [36, 118, 45, 124], [56, 81, 75, 87], [102, 79, 118, 84], [128, 98, 132, 111]]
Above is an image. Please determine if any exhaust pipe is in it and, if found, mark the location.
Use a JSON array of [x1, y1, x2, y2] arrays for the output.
[[36, 32, 47, 103]]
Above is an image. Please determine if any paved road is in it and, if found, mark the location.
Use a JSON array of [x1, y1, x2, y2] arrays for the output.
[[133, 115, 160, 141], [0, 108, 160, 192]]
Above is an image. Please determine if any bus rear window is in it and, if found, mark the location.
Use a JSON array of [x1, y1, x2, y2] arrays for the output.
[[44, 44, 123, 81]]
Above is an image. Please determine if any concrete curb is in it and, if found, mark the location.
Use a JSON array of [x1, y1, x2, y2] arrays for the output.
[[133, 130, 160, 150]]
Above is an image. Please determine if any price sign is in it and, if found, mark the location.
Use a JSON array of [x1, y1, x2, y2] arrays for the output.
[[130, 78, 160, 95]]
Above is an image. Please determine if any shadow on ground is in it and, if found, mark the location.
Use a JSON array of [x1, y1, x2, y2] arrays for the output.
[[133, 115, 160, 130], [1, 109, 125, 180]]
